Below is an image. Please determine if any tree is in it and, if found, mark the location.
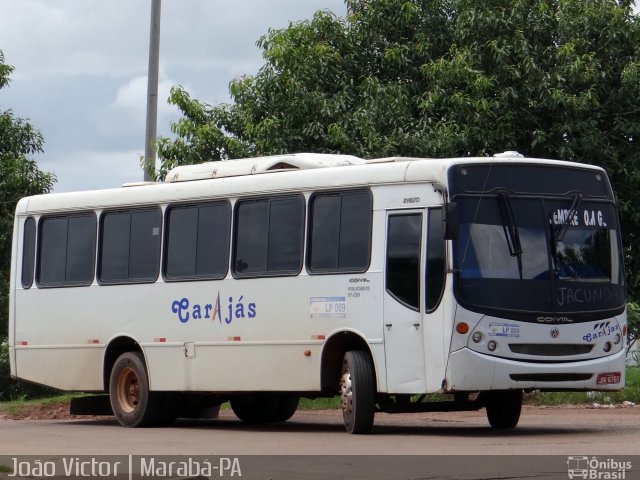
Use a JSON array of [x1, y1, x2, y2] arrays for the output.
[[0, 50, 55, 399], [627, 301, 639, 362], [156, 0, 640, 301]]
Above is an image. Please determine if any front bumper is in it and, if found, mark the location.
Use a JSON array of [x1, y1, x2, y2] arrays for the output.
[[446, 347, 626, 391]]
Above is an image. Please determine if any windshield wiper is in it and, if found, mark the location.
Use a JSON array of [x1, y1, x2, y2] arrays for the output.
[[551, 192, 582, 242], [497, 191, 523, 280], [550, 192, 583, 278]]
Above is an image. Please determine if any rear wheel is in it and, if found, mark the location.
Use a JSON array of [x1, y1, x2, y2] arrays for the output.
[[273, 394, 299, 422], [339, 350, 376, 434], [230, 393, 279, 423], [485, 390, 522, 429], [109, 352, 162, 427], [155, 392, 181, 426]]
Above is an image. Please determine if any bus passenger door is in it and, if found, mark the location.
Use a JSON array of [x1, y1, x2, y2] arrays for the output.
[[383, 210, 427, 393]]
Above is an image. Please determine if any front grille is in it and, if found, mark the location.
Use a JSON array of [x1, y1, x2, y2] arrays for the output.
[[509, 344, 593, 356], [510, 373, 593, 382]]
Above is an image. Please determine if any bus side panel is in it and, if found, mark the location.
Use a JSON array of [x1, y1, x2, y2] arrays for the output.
[[13, 287, 105, 390], [8, 215, 21, 378], [145, 273, 384, 392], [13, 346, 104, 391], [145, 344, 321, 391]]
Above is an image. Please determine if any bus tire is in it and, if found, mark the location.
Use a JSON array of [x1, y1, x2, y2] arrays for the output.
[[230, 393, 279, 423], [109, 351, 161, 428], [485, 390, 522, 429], [339, 350, 376, 434], [272, 394, 299, 422]]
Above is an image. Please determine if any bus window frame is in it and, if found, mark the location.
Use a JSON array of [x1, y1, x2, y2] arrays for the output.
[[21, 216, 37, 289], [306, 188, 373, 275], [162, 200, 231, 282], [35, 211, 98, 289], [97, 206, 162, 286], [231, 193, 306, 279]]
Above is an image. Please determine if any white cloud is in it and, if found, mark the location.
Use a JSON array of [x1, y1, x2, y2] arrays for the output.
[[113, 74, 178, 118], [40, 149, 145, 193], [0, 0, 347, 192], [0, 1, 148, 78]]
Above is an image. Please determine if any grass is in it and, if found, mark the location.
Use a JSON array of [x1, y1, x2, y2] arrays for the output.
[[527, 367, 640, 406], [298, 396, 340, 410], [0, 392, 85, 417], [0, 465, 11, 473]]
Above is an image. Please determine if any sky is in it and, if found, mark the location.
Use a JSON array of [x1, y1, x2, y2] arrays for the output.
[[0, 0, 347, 193]]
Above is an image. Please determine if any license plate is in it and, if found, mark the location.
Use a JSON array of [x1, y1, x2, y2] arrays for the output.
[[596, 372, 621, 385]]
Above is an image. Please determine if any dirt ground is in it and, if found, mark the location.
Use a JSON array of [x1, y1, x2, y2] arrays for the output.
[[0, 401, 114, 421], [0, 398, 637, 422]]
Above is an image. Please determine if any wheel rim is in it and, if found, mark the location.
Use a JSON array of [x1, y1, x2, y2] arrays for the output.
[[339, 369, 353, 417], [116, 366, 140, 413]]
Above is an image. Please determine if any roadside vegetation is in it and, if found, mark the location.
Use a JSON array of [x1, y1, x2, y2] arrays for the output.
[[1, 368, 637, 420], [528, 367, 640, 406]]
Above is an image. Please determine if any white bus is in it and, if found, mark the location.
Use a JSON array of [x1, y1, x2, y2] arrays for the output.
[[9, 151, 627, 434]]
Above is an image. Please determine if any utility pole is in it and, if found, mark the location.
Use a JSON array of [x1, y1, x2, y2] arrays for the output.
[[144, 0, 161, 181]]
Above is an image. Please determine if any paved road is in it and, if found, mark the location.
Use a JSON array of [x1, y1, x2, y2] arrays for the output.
[[2, 407, 639, 479], [0, 405, 638, 456]]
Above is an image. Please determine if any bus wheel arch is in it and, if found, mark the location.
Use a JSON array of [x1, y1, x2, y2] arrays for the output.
[[320, 331, 377, 433], [109, 350, 161, 427], [320, 331, 375, 393], [340, 350, 376, 434], [103, 336, 169, 427], [103, 336, 143, 392]]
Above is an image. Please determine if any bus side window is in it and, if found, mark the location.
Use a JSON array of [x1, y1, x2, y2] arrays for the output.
[[426, 207, 446, 312], [164, 202, 230, 280], [386, 213, 422, 311], [308, 190, 372, 273], [99, 208, 161, 284], [233, 195, 304, 277], [37, 213, 96, 287], [21, 217, 36, 289]]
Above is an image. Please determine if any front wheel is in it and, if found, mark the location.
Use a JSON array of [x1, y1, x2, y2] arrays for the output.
[[109, 351, 161, 427], [485, 390, 522, 429], [339, 350, 376, 434]]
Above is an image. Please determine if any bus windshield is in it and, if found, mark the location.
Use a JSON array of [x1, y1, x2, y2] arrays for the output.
[[449, 164, 625, 322]]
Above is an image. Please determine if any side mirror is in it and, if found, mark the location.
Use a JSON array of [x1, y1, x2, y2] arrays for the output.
[[443, 202, 458, 240]]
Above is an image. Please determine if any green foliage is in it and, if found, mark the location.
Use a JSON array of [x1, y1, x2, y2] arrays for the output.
[[0, 335, 50, 401], [528, 367, 640, 404], [627, 302, 639, 360], [0, 50, 55, 400], [0, 50, 55, 333], [156, 0, 640, 300]]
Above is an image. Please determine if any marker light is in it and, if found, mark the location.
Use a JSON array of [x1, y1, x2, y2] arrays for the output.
[[623, 324, 627, 337], [456, 323, 469, 335], [487, 340, 497, 352], [472, 332, 482, 343]]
